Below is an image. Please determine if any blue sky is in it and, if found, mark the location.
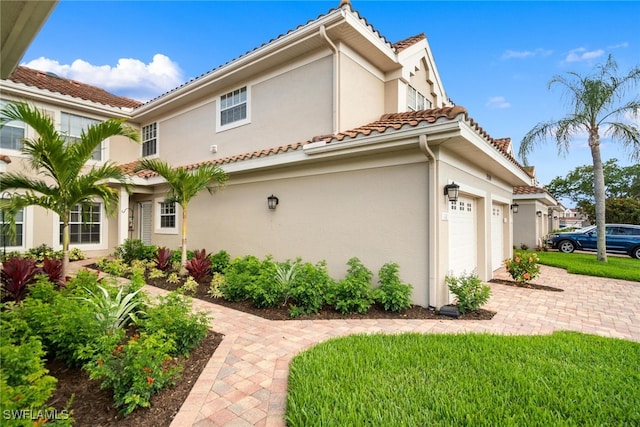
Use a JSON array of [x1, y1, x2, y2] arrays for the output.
[[20, 1, 640, 201]]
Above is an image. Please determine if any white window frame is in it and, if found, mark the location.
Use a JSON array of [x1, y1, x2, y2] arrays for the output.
[[154, 197, 179, 235], [141, 122, 158, 157], [407, 85, 432, 111], [216, 86, 251, 132], [60, 112, 104, 162], [0, 99, 25, 152], [1, 206, 26, 251], [53, 202, 108, 251]]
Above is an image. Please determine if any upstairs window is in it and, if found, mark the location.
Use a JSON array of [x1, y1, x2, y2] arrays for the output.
[[60, 112, 102, 161], [407, 85, 432, 111], [0, 100, 25, 151], [142, 123, 157, 157], [218, 86, 249, 130]]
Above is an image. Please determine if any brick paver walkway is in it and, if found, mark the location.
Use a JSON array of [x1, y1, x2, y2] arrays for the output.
[[69, 261, 640, 426]]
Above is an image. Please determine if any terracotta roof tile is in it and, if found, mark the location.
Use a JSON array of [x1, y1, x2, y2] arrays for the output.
[[513, 185, 558, 202], [393, 34, 426, 52], [0, 154, 11, 164], [7, 66, 143, 109]]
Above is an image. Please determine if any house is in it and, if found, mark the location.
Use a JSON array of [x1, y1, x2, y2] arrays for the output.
[[1, 0, 537, 308], [560, 208, 589, 229], [512, 186, 563, 249]]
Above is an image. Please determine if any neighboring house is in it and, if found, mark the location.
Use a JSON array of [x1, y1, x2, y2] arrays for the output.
[[560, 208, 589, 228], [0, 1, 537, 308], [512, 186, 562, 249]]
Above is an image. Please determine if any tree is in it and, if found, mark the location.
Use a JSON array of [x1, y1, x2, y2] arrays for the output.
[[520, 55, 640, 262], [135, 158, 228, 271], [0, 102, 139, 276]]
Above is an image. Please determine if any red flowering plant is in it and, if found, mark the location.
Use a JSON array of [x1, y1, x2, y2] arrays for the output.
[[504, 251, 541, 284]]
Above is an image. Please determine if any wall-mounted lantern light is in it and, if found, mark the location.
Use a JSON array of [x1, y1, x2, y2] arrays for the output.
[[267, 194, 279, 210], [510, 203, 519, 214], [443, 182, 460, 203], [553, 215, 558, 220], [536, 210, 543, 217]]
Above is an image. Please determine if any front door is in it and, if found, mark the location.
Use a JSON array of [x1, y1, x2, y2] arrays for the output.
[[140, 202, 152, 245]]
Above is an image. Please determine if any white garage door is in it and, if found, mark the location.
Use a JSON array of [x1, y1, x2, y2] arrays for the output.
[[491, 204, 504, 271], [448, 196, 477, 275]]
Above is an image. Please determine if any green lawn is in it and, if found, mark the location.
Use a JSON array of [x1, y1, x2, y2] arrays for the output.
[[286, 332, 640, 426], [535, 251, 640, 282]]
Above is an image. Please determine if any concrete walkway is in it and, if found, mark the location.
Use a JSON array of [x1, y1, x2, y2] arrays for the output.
[[69, 261, 640, 426]]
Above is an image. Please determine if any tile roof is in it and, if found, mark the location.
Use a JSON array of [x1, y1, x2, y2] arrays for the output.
[[513, 185, 558, 202], [126, 106, 529, 180], [393, 34, 426, 52], [7, 66, 143, 109]]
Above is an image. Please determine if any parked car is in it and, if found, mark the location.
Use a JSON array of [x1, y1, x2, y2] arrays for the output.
[[546, 224, 640, 259]]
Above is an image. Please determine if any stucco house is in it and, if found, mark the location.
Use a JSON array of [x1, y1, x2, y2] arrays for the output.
[[512, 186, 563, 250], [1, 1, 538, 308]]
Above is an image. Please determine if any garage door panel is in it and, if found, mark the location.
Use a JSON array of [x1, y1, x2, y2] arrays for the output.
[[449, 197, 477, 276], [491, 204, 504, 271]]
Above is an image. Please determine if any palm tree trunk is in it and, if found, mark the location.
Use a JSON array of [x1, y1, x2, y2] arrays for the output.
[[61, 220, 70, 277], [180, 205, 188, 275], [590, 131, 607, 262]]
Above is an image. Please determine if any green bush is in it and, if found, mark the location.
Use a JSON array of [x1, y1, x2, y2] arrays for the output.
[[245, 257, 282, 308], [373, 262, 413, 312], [220, 255, 263, 302], [445, 272, 491, 314], [80, 285, 144, 334], [115, 239, 157, 264], [139, 291, 209, 356], [286, 260, 333, 317], [505, 251, 541, 284], [331, 257, 374, 314], [24, 244, 59, 262], [84, 330, 181, 416], [209, 250, 230, 274]]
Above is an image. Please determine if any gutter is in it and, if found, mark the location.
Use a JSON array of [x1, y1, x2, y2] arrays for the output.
[[319, 25, 339, 134], [419, 134, 438, 309]]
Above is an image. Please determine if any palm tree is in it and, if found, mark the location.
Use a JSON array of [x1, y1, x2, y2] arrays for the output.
[[519, 55, 640, 262], [0, 102, 139, 275], [135, 158, 228, 270]]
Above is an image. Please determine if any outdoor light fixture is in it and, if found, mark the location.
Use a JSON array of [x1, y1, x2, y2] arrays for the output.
[[267, 194, 279, 210], [536, 210, 543, 217], [510, 203, 519, 214], [443, 182, 460, 203]]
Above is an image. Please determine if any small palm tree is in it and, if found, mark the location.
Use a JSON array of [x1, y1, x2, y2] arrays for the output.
[[519, 55, 640, 262], [135, 158, 228, 271], [0, 102, 139, 275]]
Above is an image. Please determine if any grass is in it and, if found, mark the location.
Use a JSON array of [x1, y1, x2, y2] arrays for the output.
[[286, 332, 640, 426], [535, 251, 640, 282]]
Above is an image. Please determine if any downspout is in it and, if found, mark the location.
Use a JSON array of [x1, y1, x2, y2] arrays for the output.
[[320, 25, 339, 134], [419, 134, 438, 309]]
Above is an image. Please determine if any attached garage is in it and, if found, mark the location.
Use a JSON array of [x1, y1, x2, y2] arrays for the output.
[[448, 196, 477, 275], [491, 203, 505, 271]]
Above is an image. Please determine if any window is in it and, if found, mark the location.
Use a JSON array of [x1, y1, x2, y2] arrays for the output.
[[142, 123, 157, 157], [60, 112, 102, 161], [0, 100, 25, 150], [159, 202, 176, 229], [407, 85, 432, 111], [1, 207, 24, 248], [220, 86, 247, 126], [60, 203, 101, 244]]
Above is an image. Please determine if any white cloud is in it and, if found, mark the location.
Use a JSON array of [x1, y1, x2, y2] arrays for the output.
[[21, 54, 185, 102], [608, 42, 629, 49], [564, 48, 605, 63], [501, 48, 553, 60], [486, 96, 511, 109]]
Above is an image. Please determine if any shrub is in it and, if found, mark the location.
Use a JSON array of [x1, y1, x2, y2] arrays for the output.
[[445, 272, 491, 314], [286, 260, 333, 317], [373, 263, 413, 312], [331, 257, 374, 314], [505, 251, 541, 284], [210, 250, 230, 274], [42, 257, 64, 288], [84, 330, 181, 416], [245, 257, 281, 308], [154, 247, 172, 272], [208, 273, 225, 298], [68, 247, 86, 261], [184, 249, 212, 283], [147, 268, 166, 280], [100, 258, 130, 277], [220, 255, 263, 301], [115, 239, 157, 264], [79, 285, 145, 334], [166, 272, 181, 285], [179, 277, 199, 295], [139, 291, 209, 356], [1, 257, 42, 302], [25, 244, 59, 262], [170, 248, 195, 265]]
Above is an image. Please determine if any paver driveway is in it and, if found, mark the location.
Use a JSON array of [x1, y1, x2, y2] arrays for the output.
[[68, 261, 640, 426]]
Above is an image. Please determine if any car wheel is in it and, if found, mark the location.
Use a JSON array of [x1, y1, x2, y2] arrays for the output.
[[558, 240, 576, 253], [631, 246, 640, 260]]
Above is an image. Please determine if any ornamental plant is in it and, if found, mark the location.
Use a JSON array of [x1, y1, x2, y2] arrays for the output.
[[373, 262, 413, 312], [505, 251, 541, 284], [445, 272, 491, 314]]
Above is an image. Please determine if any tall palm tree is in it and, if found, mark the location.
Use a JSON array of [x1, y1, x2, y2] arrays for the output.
[[0, 102, 139, 275], [135, 158, 228, 270], [519, 55, 640, 262]]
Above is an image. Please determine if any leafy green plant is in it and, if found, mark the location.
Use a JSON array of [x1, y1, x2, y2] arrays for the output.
[[245, 257, 281, 308], [331, 257, 374, 314], [166, 272, 181, 285], [179, 276, 199, 296], [138, 291, 209, 356], [373, 262, 413, 312], [220, 255, 263, 301], [1, 257, 42, 302], [79, 285, 144, 334], [24, 244, 59, 263], [84, 331, 181, 416], [115, 239, 157, 264], [445, 271, 491, 314], [505, 251, 541, 284], [208, 273, 225, 298], [68, 247, 86, 261], [286, 261, 333, 317], [210, 250, 230, 274], [100, 258, 130, 277], [147, 268, 166, 280], [184, 249, 211, 283]]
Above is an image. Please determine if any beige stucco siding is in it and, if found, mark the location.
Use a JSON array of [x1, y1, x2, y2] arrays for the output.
[[180, 151, 431, 306], [339, 52, 385, 131]]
